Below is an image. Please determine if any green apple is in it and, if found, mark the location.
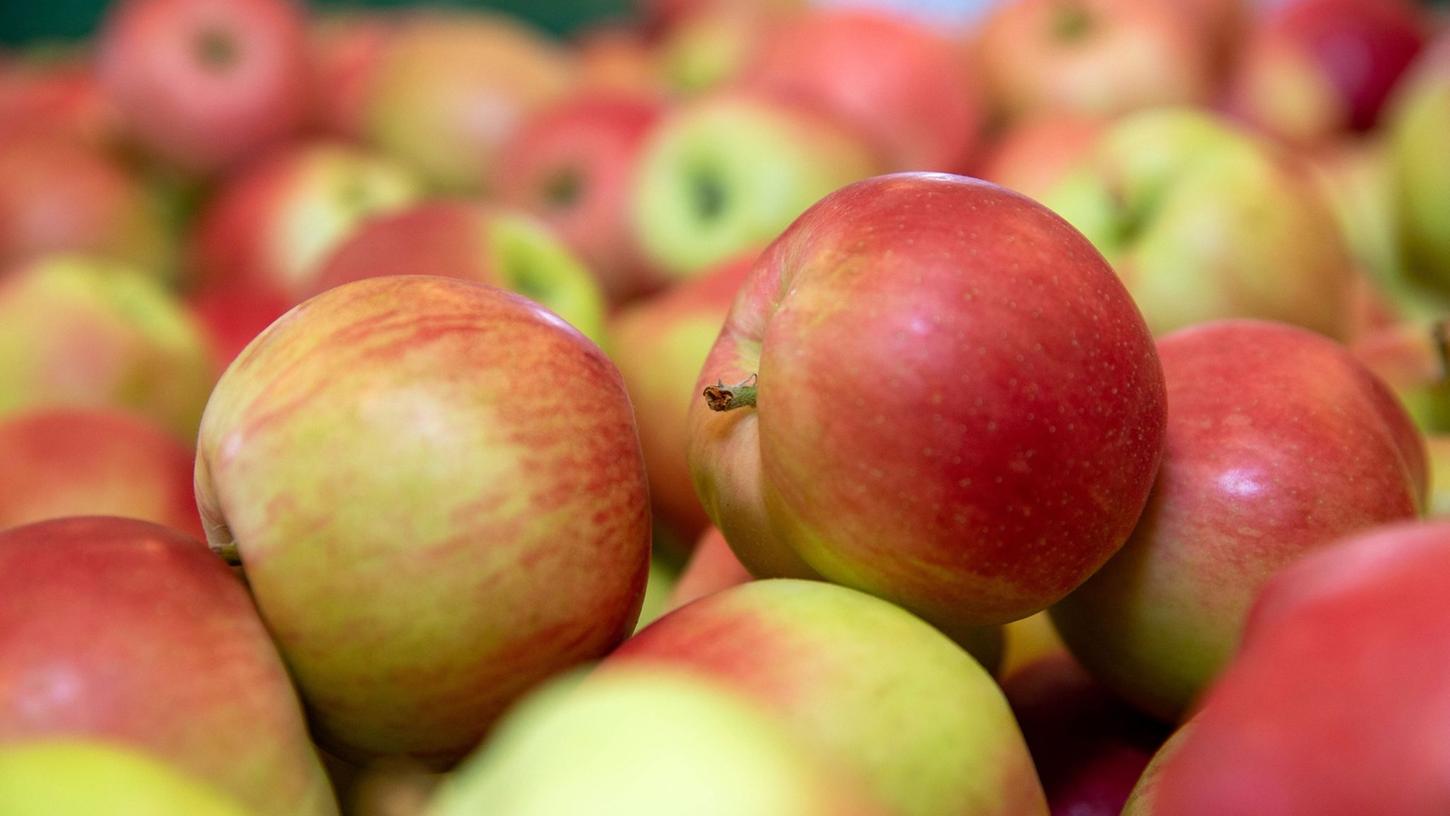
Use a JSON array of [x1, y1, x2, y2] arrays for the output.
[[0, 741, 256, 816], [1042, 108, 1355, 338], [427, 667, 890, 816], [1388, 36, 1450, 290]]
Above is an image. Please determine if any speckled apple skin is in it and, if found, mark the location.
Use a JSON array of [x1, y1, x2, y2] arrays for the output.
[[196, 275, 650, 765], [687, 173, 1167, 630]]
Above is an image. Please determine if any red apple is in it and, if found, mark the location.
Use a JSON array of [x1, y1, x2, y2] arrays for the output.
[[610, 256, 754, 535], [740, 7, 984, 172], [573, 26, 664, 96], [306, 12, 398, 141], [1148, 520, 1450, 814], [1053, 320, 1426, 722], [0, 408, 202, 537], [97, 0, 309, 174], [664, 526, 752, 612], [688, 173, 1167, 635], [975, 113, 1107, 201], [1350, 319, 1450, 431], [496, 94, 666, 304], [0, 517, 337, 815], [0, 56, 119, 146]]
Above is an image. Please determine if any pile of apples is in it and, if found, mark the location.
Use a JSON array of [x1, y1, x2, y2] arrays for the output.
[[3, 0, 1450, 813]]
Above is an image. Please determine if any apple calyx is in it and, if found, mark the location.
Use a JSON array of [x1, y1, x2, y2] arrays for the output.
[[704, 374, 757, 412]]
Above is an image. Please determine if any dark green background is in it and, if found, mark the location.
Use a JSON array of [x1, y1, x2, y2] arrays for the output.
[[0, 1, 636, 47]]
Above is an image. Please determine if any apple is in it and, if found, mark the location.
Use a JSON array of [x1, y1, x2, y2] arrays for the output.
[[495, 94, 666, 305], [0, 135, 169, 271], [573, 25, 663, 96], [1118, 722, 1192, 816], [0, 56, 119, 146], [97, 0, 309, 174], [0, 741, 256, 816], [1052, 320, 1425, 722], [1041, 108, 1356, 338], [974, 0, 1212, 122], [306, 12, 398, 141], [1003, 653, 1170, 816], [1350, 319, 1450, 431], [998, 611, 1067, 681], [974, 113, 1107, 201], [633, 556, 682, 634], [0, 256, 215, 440], [362, 12, 575, 192], [188, 141, 423, 365], [688, 173, 1166, 634], [608, 580, 1036, 815], [0, 517, 337, 815], [664, 526, 752, 613], [656, 4, 774, 96], [740, 7, 983, 172], [1427, 435, 1450, 516], [309, 202, 608, 345], [0, 408, 202, 537], [1388, 35, 1450, 290], [195, 276, 650, 764], [1144, 520, 1450, 814], [610, 256, 754, 535], [428, 667, 888, 816], [1228, 0, 1428, 146], [632, 93, 880, 279]]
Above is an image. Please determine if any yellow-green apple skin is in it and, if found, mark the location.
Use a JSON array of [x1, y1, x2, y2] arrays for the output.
[[195, 276, 650, 765], [1042, 108, 1356, 339], [1389, 36, 1450, 290], [310, 202, 608, 347], [0, 741, 258, 816], [631, 93, 881, 279], [998, 611, 1067, 681], [1119, 722, 1193, 815], [362, 13, 575, 191], [687, 173, 1167, 634], [427, 667, 890, 816], [0, 255, 214, 440], [608, 579, 1044, 816], [610, 256, 754, 537], [1426, 436, 1450, 516], [1052, 320, 1426, 722], [0, 518, 337, 816]]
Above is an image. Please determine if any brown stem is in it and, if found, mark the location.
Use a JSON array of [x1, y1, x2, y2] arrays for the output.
[[703, 374, 758, 412]]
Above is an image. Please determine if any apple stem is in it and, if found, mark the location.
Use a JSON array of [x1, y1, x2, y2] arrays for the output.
[[704, 374, 758, 412]]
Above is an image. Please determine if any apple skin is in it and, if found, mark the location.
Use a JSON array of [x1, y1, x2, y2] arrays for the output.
[[974, 0, 1212, 123], [688, 173, 1166, 632], [0, 517, 337, 816], [740, 7, 983, 172], [0, 408, 202, 537], [1350, 319, 1450, 432], [306, 13, 398, 141], [1228, 0, 1428, 146], [1042, 108, 1355, 338], [664, 525, 752, 613], [195, 275, 650, 765], [1145, 520, 1450, 814], [0, 135, 169, 271], [574, 26, 663, 96], [428, 667, 889, 816], [97, 0, 309, 174], [309, 202, 607, 346], [1426, 435, 1450, 516], [0, 741, 257, 816], [610, 256, 754, 536], [1388, 35, 1450, 291], [607, 579, 1041, 816], [1052, 320, 1425, 723], [631, 93, 881, 279], [998, 611, 1067, 682], [362, 12, 575, 192], [496, 94, 666, 305], [0, 256, 215, 441], [0, 57, 120, 146], [974, 114, 1107, 202]]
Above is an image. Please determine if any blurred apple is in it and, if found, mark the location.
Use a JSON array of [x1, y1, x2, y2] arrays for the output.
[[1428, 436, 1450, 517], [975, 113, 1107, 200], [496, 94, 666, 305], [1388, 35, 1450, 291], [741, 7, 983, 172], [306, 12, 398, 141], [998, 611, 1067, 681], [610, 256, 753, 536], [310, 202, 607, 345], [0, 135, 169, 271], [188, 141, 422, 365], [196, 276, 650, 764], [428, 667, 888, 816], [1042, 108, 1355, 338], [1118, 722, 1192, 815], [1147, 520, 1450, 814], [609, 580, 1037, 815], [664, 526, 752, 612], [97, 0, 309, 174], [975, 0, 1212, 122], [1053, 320, 1425, 722], [689, 173, 1166, 634], [0, 256, 214, 440], [0, 741, 257, 816], [632, 94, 879, 278], [0, 56, 119, 145], [362, 12, 575, 192], [0, 408, 202, 537], [1350, 319, 1450, 431], [0, 517, 337, 815], [657, 4, 774, 96], [633, 556, 682, 634], [1228, 0, 1427, 146], [574, 25, 663, 95]]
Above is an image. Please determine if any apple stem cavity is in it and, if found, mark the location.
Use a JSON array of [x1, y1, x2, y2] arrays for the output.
[[1051, 2, 1094, 43], [704, 374, 758, 412], [210, 537, 243, 567], [1433, 321, 1450, 384], [195, 28, 239, 72]]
